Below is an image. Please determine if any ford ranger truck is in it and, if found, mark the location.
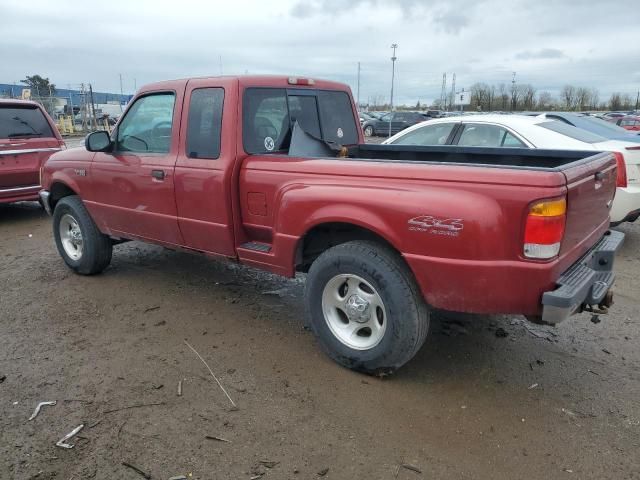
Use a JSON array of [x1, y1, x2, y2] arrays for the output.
[[39, 76, 623, 374], [1, 99, 65, 204]]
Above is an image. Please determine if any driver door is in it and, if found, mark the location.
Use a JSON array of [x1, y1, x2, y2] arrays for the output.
[[87, 90, 184, 245]]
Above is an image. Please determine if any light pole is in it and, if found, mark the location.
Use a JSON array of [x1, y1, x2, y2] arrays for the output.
[[388, 43, 398, 137]]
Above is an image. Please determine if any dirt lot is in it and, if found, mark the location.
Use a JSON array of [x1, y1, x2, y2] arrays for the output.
[[1, 143, 639, 480]]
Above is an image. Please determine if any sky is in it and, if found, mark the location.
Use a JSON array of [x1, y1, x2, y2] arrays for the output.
[[1, 0, 639, 106]]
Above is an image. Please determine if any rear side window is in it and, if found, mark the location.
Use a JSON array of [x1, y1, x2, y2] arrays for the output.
[[391, 123, 456, 146], [539, 120, 606, 143], [186, 88, 224, 159], [243, 89, 290, 154], [0, 106, 54, 139], [458, 124, 526, 148]]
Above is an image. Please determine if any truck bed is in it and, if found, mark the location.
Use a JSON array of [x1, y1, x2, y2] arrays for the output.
[[348, 144, 600, 170]]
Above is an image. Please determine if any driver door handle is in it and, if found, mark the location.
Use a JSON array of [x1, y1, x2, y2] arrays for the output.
[[151, 169, 165, 180]]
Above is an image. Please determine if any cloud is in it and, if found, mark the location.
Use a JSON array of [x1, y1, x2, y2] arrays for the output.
[[0, 0, 638, 107], [432, 10, 470, 35], [515, 48, 566, 60]]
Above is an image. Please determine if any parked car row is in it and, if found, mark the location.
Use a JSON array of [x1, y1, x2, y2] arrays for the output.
[[382, 114, 640, 224]]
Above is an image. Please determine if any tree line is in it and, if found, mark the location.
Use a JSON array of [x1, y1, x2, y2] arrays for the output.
[[455, 82, 638, 112]]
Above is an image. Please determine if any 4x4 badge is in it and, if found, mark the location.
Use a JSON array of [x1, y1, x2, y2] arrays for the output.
[[408, 215, 463, 237]]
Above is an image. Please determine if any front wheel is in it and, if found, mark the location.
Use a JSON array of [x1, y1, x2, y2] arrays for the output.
[[363, 125, 374, 137], [304, 241, 430, 375], [53, 195, 112, 275]]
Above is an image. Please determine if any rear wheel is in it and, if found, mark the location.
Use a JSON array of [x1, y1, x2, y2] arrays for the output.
[[363, 125, 374, 137], [305, 241, 430, 375], [53, 195, 112, 275]]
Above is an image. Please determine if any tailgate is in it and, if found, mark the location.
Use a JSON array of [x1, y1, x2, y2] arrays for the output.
[[561, 152, 617, 255], [0, 138, 61, 188]]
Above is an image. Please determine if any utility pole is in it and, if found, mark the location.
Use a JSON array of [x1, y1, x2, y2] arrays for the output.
[[89, 83, 97, 130], [356, 62, 361, 111], [219, 55, 223, 75], [440, 73, 447, 110], [119, 73, 124, 112], [388, 43, 398, 138], [636, 90, 639, 111], [450, 73, 456, 112], [511, 71, 517, 111]]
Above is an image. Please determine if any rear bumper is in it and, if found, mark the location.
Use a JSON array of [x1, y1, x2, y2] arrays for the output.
[[0, 184, 40, 204], [541, 230, 624, 324], [610, 185, 640, 223]]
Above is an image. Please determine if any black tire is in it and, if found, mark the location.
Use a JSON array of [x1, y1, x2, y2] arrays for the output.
[[52, 195, 112, 275], [363, 125, 374, 137], [304, 240, 429, 375]]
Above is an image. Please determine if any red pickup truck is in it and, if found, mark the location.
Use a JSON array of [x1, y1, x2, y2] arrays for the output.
[[40, 76, 623, 374], [1, 99, 64, 204]]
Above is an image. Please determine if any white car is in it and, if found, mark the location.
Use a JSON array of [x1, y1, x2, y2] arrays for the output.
[[383, 114, 640, 223]]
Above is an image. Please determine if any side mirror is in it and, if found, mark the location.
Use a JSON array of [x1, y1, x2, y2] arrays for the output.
[[85, 131, 112, 152]]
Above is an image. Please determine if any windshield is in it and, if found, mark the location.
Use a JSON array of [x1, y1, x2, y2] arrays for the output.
[[539, 120, 606, 143], [0, 106, 54, 139]]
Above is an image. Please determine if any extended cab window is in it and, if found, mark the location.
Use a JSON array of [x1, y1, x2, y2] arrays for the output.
[[187, 88, 224, 159], [0, 106, 54, 139], [116, 92, 175, 153], [243, 88, 358, 154]]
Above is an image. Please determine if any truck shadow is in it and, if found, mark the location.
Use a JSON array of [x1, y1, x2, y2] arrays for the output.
[[0, 202, 47, 224]]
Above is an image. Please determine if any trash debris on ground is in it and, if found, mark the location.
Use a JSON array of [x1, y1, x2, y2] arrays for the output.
[[103, 401, 166, 414], [317, 467, 329, 476], [261, 287, 288, 297], [178, 379, 183, 397], [259, 461, 279, 469], [528, 383, 539, 390], [169, 476, 187, 480], [122, 461, 151, 479], [561, 408, 578, 418], [205, 435, 231, 443], [184, 339, 236, 408], [495, 327, 508, 338], [55, 424, 84, 449], [401, 463, 422, 474], [28, 401, 56, 421], [144, 306, 160, 313], [154, 320, 166, 326], [152, 384, 164, 390], [0, 375, 6, 383], [602, 348, 611, 355]]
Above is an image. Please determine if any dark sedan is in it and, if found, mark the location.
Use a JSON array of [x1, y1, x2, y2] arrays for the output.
[[361, 111, 426, 137]]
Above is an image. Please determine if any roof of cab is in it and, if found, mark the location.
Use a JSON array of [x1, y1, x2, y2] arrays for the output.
[[137, 75, 351, 94]]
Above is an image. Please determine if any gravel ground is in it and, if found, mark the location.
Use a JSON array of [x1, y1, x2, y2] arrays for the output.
[[1, 139, 639, 479]]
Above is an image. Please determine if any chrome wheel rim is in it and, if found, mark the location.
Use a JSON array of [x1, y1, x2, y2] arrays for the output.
[[364, 126, 373, 136], [321, 274, 387, 350], [59, 213, 83, 261]]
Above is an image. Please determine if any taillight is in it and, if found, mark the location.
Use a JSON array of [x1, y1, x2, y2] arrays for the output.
[[524, 197, 567, 259], [613, 152, 627, 187]]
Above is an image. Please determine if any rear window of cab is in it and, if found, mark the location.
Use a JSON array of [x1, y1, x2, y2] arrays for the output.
[[0, 105, 54, 139], [242, 88, 358, 154]]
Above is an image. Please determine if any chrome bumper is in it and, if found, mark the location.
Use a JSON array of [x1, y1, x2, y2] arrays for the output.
[[39, 190, 52, 215]]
